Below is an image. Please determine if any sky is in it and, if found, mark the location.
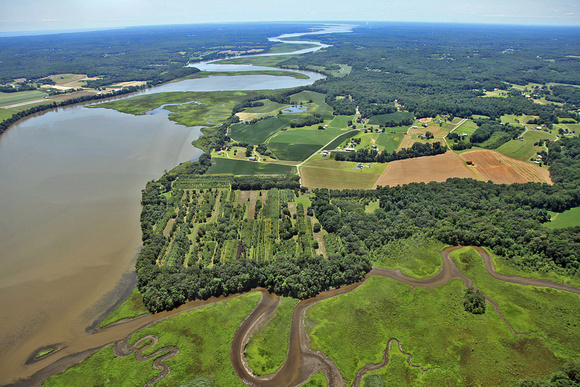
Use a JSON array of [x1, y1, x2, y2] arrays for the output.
[[1, 0, 579, 34]]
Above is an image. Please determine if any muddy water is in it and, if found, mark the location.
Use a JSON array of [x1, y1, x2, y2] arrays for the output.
[[0, 106, 205, 384], [0, 25, 350, 385]]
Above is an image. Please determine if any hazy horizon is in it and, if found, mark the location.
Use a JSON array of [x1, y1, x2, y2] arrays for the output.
[[1, 0, 579, 36]]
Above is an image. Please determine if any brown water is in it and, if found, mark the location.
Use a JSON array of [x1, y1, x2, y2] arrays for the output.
[[0, 25, 351, 384], [0, 104, 204, 384], [0, 72, 326, 384]]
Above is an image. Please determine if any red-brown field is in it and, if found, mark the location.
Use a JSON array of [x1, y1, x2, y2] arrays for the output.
[[460, 150, 552, 184], [374, 151, 475, 187], [373, 149, 553, 188]]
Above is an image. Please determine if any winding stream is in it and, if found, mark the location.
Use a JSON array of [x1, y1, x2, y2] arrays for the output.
[[229, 246, 580, 387]]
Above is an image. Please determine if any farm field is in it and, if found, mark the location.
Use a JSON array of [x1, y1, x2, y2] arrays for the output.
[[229, 117, 287, 144], [0, 90, 48, 108], [206, 158, 295, 175], [497, 129, 557, 161], [459, 150, 552, 184], [268, 127, 345, 161], [301, 158, 387, 189], [373, 151, 476, 187], [367, 111, 413, 126]]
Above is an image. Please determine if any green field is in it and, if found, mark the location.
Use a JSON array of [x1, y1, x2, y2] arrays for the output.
[[371, 237, 445, 278], [327, 115, 355, 129], [351, 131, 405, 153], [229, 117, 287, 144], [497, 129, 557, 161], [367, 111, 414, 126], [45, 292, 261, 387], [0, 90, 48, 108], [0, 107, 17, 121], [268, 127, 345, 161], [545, 207, 580, 229], [206, 158, 295, 175], [301, 157, 387, 190], [242, 99, 288, 114], [99, 288, 149, 328], [245, 297, 299, 375], [323, 130, 359, 150], [306, 256, 580, 386]]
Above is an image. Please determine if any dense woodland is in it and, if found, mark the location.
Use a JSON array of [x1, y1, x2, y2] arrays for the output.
[[280, 23, 580, 120], [0, 23, 312, 85]]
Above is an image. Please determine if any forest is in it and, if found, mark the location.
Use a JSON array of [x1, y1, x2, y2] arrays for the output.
[[279, 23, 580, 120], [0, 23, 312, 84], [133, 134, 580, 313]]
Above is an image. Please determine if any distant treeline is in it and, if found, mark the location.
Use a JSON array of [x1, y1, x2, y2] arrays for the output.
[[0, 23, 315, 84], [281, 23, 580, 120]]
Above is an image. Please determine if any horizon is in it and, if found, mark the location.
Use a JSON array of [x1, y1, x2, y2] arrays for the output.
[[2, 20, 580, 38], [1, 0, 579, 36]]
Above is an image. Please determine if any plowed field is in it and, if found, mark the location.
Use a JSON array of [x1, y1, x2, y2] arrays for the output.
[[373, 151, 475, 187], [460, 150, 552, 184]]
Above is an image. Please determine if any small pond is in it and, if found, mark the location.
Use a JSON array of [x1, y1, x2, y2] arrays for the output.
[[281, 105, 308, 113]]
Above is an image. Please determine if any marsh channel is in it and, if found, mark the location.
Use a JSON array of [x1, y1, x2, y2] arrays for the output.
[[0, 24, 353, 385]]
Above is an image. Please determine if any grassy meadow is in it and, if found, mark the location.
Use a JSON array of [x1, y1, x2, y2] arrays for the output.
[[93, 91, 260, 127], [0, 90, 47, 108], [245, 297, 299, 376], [99, 288, 149, 328], [367, 111, 413, 126], [306, 261, 579, 387], [371, 237, 446, 278], [45, 292, 261, 386], [545, 207, 580, 230]]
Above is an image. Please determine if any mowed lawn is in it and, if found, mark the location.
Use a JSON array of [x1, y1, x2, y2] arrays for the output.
[[300, 157, 387, 189], [497, 129, 557, 161], [207, 158, 295, 175]]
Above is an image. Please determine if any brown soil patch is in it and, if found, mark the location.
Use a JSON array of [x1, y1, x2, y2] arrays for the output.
[[397, 136, 441, 151], [110, 81, 148, 87], [460, 150, 552, 185], [373, 151, 477, 187], [408, 126, 448, 138], [236, 112, 259, 121], [238, 190, 249, 206], [418, 117, 432, 123]]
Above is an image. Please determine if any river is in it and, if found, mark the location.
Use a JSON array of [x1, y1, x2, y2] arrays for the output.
[[0, 24, 352, 385]]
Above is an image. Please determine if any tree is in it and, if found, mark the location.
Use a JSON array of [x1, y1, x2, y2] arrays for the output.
[[464, 287, 486, 314]]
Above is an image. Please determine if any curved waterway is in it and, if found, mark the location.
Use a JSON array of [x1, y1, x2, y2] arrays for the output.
[[0, 24, 353, 385]]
